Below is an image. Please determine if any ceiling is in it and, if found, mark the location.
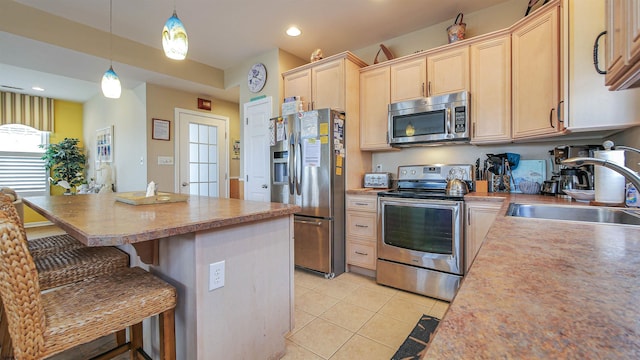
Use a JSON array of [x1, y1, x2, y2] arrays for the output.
[[1, 0, 511, 103]]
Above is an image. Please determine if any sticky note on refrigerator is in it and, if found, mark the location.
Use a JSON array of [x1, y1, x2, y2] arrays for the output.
[[320, 136, 328, 144], [319, 123, 329, 135]]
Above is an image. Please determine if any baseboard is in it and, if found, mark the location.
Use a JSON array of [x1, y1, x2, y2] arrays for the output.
[[24, 221, 54, 228]]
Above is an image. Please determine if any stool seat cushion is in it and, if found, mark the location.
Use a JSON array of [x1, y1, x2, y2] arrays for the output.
[[28, 234, 85, 258]]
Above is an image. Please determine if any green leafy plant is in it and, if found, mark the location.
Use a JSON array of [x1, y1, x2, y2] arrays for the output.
[[40, 138, 87, 193]]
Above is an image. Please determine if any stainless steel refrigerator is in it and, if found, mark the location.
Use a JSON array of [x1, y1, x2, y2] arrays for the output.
[[270, 109, 346, 278]]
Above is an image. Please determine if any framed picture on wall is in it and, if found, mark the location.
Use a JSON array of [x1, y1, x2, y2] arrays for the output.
[[96, 126, 113, 163], [152, 118, 170, 141]]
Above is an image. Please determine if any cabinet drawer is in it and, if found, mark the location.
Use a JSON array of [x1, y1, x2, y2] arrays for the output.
[[346, 212, 377, 239], [346, 195, 377, 212], [347, 240, 376, 270]]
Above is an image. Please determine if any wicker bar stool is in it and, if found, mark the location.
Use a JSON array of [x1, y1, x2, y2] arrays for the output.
[[0, 195, 130, 357], [0, 212, 177, 359]]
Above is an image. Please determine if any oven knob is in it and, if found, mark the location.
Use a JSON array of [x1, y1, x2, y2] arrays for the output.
[[411, 170, 416, 175], [401, 170, 407, 176]]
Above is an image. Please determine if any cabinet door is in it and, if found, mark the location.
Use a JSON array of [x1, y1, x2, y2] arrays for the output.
[[605, 0, 627, 85], [284, 69, 312, 111], [630, 0, 640, 63], [465, 201, 501, 272], [470, 35, 511, 143], [390, 57, 427, 102], [426, 47, 469, 96], [360, 67, 393, 150], [312, 59, 345, 110], [512, 5, 563, 139]]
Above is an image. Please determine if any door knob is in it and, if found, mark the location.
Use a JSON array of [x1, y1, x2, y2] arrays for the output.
[[261, 184, 268, 189], [181, 182, 189, 187]]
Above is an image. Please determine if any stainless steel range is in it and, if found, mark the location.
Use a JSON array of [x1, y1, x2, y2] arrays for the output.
[[377, 164, 473, 301]]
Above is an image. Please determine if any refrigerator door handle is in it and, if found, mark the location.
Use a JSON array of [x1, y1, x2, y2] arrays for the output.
[[288, 133, 295, 195], [295, 132, 302, 195]]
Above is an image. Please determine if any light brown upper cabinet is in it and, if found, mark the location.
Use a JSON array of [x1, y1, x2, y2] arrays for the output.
[[605, 0, 640, 90], [390, 57, 427, 102], [360, 66, 395, 151], [512, 3, 564, 140], [282, 52, 371, 189], [470, 34, 512, 144], [426, 47, 470, 96]]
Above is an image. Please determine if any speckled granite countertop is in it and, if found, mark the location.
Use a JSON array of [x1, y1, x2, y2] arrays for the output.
[[24, 194, 301, 246], [424, 192, 640, 359]]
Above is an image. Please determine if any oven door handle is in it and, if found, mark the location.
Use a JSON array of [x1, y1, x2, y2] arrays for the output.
[[294, 219, 323, 226]]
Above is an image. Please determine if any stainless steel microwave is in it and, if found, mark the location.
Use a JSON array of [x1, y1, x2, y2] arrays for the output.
[[388, 91, 469, 146]]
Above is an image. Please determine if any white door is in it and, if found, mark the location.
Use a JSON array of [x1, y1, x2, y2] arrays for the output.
[[175, 108, 229, 197], [243, 97, 272, 202]]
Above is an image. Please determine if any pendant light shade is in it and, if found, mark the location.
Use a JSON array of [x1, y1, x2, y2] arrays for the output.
[[162, 10, 188, 60], [101, 66, 121, 99]]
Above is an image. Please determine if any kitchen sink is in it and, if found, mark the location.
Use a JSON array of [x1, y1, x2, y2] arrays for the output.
[[506, 203, 640, 226]]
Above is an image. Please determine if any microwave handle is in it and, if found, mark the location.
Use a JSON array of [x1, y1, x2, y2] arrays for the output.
[[446, 108, 453, 139]]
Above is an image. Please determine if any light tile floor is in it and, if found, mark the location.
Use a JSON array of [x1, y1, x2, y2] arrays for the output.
[[284, 269, 449, 360]]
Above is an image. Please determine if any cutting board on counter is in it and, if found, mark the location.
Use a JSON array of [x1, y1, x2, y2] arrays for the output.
[[510, 160, 546, 193], [115, 192, 188, 205]]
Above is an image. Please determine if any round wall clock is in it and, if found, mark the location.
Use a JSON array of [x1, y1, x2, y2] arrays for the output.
[[247, 63, 267, 93]]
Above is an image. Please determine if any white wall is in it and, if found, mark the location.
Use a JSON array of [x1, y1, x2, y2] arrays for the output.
[[83, 83, 147, 192]]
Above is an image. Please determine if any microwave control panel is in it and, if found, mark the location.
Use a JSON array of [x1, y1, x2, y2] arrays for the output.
[[454, 106, 466, 133]]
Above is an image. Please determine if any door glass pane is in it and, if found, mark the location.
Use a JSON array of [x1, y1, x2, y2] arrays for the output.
[[209, 145, 217, 163], [189, 143, 198, 162], [189, 163, 198, 182], [209, 182, 218, 197], [199, 164, 208, 182], [383, 204, 453, 254], [199, 144, 208, 163], [199, 183, 208, 196], [198, 124, 208, 143], [209, 126, 217, 145], [189, 123, 199, 142]]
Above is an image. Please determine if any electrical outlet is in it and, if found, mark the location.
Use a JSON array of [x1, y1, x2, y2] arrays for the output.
[[209, 260, 225, 291], [158, 156, 174, 165], [376, 164, 383, 172]]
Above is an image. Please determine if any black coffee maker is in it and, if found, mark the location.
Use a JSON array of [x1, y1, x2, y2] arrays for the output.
[[546, 145, 598, 196]]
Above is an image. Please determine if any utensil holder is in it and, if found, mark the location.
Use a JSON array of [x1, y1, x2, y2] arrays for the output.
[[489, 174, 510, 193]]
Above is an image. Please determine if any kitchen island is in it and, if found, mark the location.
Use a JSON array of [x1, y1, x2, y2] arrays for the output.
[[24, 193, 301, 360], [424, 193, 640, 359]]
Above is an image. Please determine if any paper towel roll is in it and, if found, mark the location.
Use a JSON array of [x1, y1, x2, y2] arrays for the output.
[[594, 150, 626, 204]]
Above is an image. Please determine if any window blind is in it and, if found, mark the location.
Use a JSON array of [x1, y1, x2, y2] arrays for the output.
[[0, 152, 48, 197]]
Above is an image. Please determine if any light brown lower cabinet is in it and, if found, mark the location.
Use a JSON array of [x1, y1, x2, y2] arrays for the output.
[[465, 201, 502, 272], [346, 194, 378, 270]]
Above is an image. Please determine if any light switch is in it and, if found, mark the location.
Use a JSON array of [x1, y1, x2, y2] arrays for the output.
[[158, 156, 174, 165]]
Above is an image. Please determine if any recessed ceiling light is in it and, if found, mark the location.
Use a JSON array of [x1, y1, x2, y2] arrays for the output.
[[286, 26, 301, 37], [32, 86, 45, 91]]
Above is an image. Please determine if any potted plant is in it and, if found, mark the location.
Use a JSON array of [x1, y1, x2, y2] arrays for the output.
[[41, 138, 87, 194]]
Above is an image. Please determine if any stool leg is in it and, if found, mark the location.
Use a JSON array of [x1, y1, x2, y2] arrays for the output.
[[159, 308, 176, 360], [115, 329, 126, 346], [130, 322, 143, 360]]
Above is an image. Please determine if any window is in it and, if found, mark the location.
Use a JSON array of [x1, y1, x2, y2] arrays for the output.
[[0, 124, 50, 197]]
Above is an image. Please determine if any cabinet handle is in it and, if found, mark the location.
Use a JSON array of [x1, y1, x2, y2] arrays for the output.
[[354, 202, 369, 206], [355, 224, 369, 228], [422, 83, 425, 97], [467, 210, 471, 226], [593, 31, 607, 75], [355, 251, 369, 256], [428, 81, 432, 96], [549, 108, 555, 129], [557, 100, 564, 123], [472, 122, 476, 138]]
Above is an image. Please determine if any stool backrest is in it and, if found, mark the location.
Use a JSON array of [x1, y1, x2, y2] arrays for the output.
[[0, 212, 46, 357], [0, 194, 27, 241]]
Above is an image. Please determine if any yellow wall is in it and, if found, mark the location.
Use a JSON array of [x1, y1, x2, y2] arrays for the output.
[[24, 99, 83, 224]]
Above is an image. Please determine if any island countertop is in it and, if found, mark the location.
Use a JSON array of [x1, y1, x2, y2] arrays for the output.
[[23, 194, 301, 246], [424, 193, 640, 359]]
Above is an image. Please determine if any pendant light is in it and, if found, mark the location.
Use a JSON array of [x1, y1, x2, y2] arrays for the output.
[[162, 1, 188, 60], [102, 0, 121, 99]]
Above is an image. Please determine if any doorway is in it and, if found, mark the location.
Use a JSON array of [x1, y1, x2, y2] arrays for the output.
[[175, 108, 229, 197]]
